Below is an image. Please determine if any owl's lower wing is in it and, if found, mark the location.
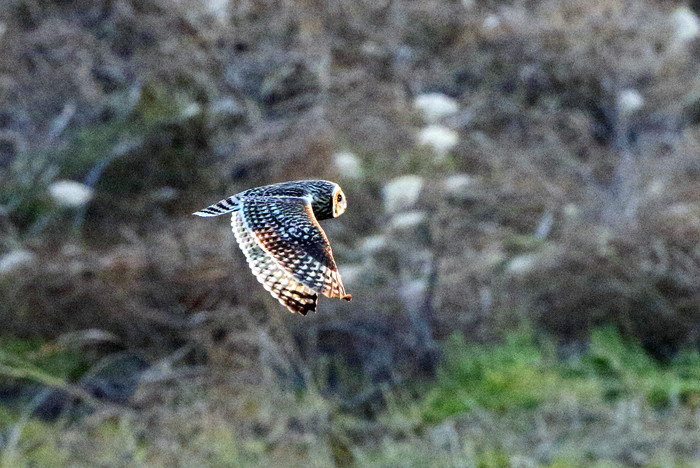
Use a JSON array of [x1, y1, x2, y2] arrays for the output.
[[240, 196, 351, 301], [232, 211, 318, 315]]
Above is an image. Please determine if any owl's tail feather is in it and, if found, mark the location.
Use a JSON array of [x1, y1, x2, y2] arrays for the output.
[[192, 196, 239, 217], [323, 269, 352, 301]]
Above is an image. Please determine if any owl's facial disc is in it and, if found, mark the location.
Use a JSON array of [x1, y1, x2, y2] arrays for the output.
[[332, 185, 347, 217]]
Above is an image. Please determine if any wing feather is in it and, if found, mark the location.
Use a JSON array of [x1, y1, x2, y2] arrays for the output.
[[193, 195, 240, 217], [232, 211, 318, 315], [240, 196, 351, 300]]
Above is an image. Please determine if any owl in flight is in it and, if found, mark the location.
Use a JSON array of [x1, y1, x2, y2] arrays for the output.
[[193, 180, 352, 315]]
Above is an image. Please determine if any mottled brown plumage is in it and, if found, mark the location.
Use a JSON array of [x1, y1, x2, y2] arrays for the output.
[[194, 180, 351, 315]]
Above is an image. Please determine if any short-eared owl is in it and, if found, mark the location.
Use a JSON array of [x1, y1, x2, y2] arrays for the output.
[[193, 180, 352, 315]]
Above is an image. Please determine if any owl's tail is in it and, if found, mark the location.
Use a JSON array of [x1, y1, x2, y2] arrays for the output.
[[192, 196, 240, 217], [323, 269, 352, 301]]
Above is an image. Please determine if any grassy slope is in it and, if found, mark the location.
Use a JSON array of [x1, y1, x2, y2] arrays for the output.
[[3, 327, 700, 467]]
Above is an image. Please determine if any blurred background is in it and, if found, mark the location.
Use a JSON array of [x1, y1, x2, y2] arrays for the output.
[[2, 0, 700, 466]]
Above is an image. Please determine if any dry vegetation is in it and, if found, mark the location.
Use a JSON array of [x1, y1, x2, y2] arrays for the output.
[[2, 0, 700, 465]]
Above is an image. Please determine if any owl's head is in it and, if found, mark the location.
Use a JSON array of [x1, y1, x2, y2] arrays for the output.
[[331, 184, 347, 218], [305, 180, 346, 220]]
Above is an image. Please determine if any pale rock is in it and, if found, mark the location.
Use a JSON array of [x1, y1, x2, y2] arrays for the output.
[[417, 125, 459, 156], [665, 204, 700, 229], [442, 173, 474, 195], [507, 254, 539, 276], [209, 97, 241, 117], [57, 329, 121, 348], [67, 259, 87, 276], [648, 179, 664, 196], [206, 0, 230, 19], [0, 250, 36, 275], [382, 175, 424, 213], [390, 211, 431, 247], [672, 7, 700, 44], [180, 102, 202, 119], [481, 247, 507, 270], [479, 286, 493, 312], [401, 279, 428, 298], [152, 186, 179, 201], [48, 180, 94, 208], [332, 151, 362, 179], [361, 235, 387, 254], [361, 41, 383, 57], [483, 14, 501, 31], [563, 203, 580, 219], [617, 89, 644, 115], [389, 211, 427, 231], [413, 93, 459, 123], [666, 203, 693, 217], [400, 279, 429, 312], [427, 422, 460, 452]]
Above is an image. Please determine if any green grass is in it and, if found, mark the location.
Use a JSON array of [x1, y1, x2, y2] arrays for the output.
[[575, 327, 700, 410], [421, 326, 700, 423], [0, 337, 89, 383], [422, 331, 560, 422]]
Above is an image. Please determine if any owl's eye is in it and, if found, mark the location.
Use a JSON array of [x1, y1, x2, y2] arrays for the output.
[[337, 192, 343, 202]]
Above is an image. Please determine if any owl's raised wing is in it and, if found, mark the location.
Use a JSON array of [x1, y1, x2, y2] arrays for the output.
[[239, 196, 351, 301], [232, 211, 318, 315]]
